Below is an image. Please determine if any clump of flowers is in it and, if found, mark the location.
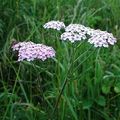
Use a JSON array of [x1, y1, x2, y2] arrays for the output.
[[65, 24, 88, 34], [12, 41, 55, 61], [61, 32, 86, 43], [88, 30, 117, 47], [43, 20, 65, 30], [60, 24, 87, 42], [43, 20, 117, 47]]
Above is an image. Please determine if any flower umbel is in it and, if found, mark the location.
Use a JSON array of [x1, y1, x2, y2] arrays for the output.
[[43, 20, 65, 30], [43, 21, 117, 47], [60, 24, 88, 42], [64, 24, 117, 47], [12, 41, 55, 61], [65, 24, 88, 34], [61, 32, 86, 43], [88, 30, 117, 47]]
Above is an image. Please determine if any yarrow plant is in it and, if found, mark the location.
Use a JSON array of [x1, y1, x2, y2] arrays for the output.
[[88, 29, 117, 47], [12, 41, 55, 61], [61, 32, 86, 43], [60, 24, 88, 42], [65, 24, 88, 34], [43, 21, 117, 47], [43, 20, 65, 31]]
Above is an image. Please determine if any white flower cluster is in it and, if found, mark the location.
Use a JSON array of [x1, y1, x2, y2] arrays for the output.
[[62, 24, 116, 47], [61, 32, 86, 43], [43, 20, 117, 47], [43, 20, 65, 30], [60, 24, 87, 42], [88, 30, 117, 47], [65, 24, 88, 34], [12, 41, 55, 61]]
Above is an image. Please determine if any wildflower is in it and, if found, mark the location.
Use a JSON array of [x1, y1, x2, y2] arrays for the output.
[[12, 41, 34, 51], [61, 32, 86, 43], [12, 42, 55, 61], [65, 24, 88, 34], [43, 21, 117, 47], [88, 30, 117, 47], [43, 20, 65, 30]]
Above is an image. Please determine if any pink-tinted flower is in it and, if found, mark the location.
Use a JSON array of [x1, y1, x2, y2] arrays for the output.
[[12, 42, 55, 61], [43, 20, 117, 47], [65, 24, 87, 34], [61, 32, 86, 43], [88, 30, 117, 47], [43, 20, 65, 30], [64, 24, 117, 47]]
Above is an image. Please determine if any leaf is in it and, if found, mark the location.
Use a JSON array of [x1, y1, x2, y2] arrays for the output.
[[114, 82, 120, 93], [102, 85, 110, 94], [95, 96, 106, 106]]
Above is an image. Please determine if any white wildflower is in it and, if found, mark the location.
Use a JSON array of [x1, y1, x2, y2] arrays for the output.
[[65, 24, 88, 34], [12, 42, 56, 61], [43, 20, 65, 30], [43, 21, 117, 47], [88, 30, 117, 47], [61, 32, 86, 43]]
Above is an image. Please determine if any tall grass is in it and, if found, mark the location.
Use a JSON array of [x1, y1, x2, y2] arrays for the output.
[[0, 0, 120, 120]]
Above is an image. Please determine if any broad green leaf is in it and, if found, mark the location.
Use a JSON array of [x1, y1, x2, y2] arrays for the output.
[[114, 83, 120, 93], [102, 85, 110, 94], [95, 96, 106, 106]]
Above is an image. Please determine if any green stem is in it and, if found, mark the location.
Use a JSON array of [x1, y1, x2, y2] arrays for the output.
[[53, 44, 75, 113]]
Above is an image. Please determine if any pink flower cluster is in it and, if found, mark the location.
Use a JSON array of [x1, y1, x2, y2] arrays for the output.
[[61, 32, 86, 43], [65, 24, 88, 34], [88, 30, 117, 47], [43, 20, 65, 30], [12, 41, 55, 61], [43, 21, 117, 47]]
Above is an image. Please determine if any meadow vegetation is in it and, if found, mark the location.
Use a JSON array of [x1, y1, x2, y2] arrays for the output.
[[0, 0, 120, 120]]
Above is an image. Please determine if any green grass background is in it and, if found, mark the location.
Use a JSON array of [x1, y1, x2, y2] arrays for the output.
[[0, 0, 120, 120]]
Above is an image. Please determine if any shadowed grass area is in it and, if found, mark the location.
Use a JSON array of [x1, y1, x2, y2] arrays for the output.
[[0, 0, 120, 120]]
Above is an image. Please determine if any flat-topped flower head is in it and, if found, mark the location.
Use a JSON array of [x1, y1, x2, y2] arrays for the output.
[[61, 32, 86, 43], [88, 30, 117, 47], [43, 20, 65, 30], [43, 20, 117, 47], [12, 41, 35, 51], [65, 24, 88, 34], [12, 42, 55, 61]]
